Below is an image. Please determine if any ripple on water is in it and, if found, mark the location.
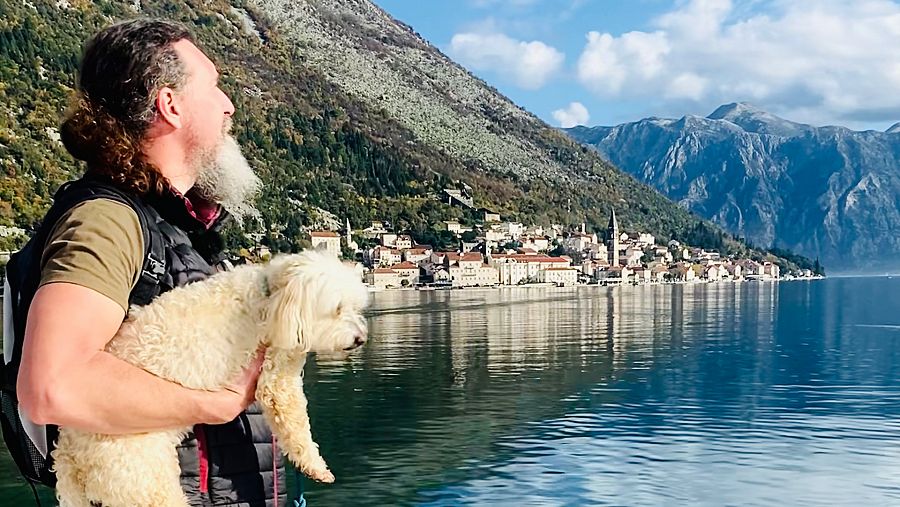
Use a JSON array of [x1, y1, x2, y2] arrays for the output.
[[290, 281, 900, 506]]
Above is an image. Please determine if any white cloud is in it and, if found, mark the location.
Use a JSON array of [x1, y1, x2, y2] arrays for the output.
[[450, 31, 565, 89], [552, 102, 591, 128], [575, 0, 900, 126]]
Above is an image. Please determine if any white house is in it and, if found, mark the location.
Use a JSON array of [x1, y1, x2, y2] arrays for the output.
[[366, 268, 401, 289], [448, 253, 499, 287], [380, 233, 398, 247], [539, 267, 579, 286], [489, 254, 571, 285], [623, 247, 644, 267], [361, 221, 388, 238], [485, 229, 507, 242], [309, 231, 341, 257], [372, 246, 402, 266], [404, 248, 431, 264], [444, 221, 472, 235], [498, 222, 525, 238], [565, 233, 596, 252], [395, 235, 413, 250], [521, 236, 550, 252], [631, 267, 651, 284], [588, 242, 608, 261], [389, 261, 420, 286], [704, 264, 728, 281], [483, 210, 501, 222]]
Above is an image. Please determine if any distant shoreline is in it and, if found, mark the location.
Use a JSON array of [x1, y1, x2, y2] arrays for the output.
[[368, 276, 827, 294]]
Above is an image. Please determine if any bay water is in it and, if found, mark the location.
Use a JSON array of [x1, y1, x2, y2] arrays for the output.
[[2, 278, 899, 506]]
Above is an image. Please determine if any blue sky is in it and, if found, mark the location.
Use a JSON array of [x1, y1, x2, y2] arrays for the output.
[[373, 0, 900, 131]]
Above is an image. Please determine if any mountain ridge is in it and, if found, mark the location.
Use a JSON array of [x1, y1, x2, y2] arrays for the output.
[[565, 104, 900, 273]]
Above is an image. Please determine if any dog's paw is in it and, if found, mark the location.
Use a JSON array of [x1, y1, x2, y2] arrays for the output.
[[307, 467, 335, 483]]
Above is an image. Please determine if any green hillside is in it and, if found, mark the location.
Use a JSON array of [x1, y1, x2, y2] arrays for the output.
[[0, 0, 808, 270]]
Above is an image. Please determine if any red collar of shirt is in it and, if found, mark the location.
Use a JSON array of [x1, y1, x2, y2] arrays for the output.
[[169, 187, 223, 230]]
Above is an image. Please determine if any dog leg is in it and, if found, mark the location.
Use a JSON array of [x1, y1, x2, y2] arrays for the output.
[[257, 349, 334, 483], [54, 429, 95, 507], [64, 430, 189, 507]]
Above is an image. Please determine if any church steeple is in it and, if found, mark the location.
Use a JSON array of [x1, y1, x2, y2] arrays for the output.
[[607, 208, 619, 266], [345, 218, 358, 253]]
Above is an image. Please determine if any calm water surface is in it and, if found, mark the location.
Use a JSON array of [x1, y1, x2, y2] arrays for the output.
[[3, 278, 900, 506]]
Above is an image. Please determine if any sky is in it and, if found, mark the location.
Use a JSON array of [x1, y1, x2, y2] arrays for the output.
[[373, 0, 900, 131]]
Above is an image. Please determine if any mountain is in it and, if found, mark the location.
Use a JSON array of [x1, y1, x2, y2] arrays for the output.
[[566, 103, 900, 273], [0, 1, 802, 269]]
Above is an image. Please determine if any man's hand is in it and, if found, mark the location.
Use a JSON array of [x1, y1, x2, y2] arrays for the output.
[[201, 348, 266, 425]]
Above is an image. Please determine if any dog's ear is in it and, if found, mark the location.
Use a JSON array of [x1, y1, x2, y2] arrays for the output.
[[263, 255, 311, 351]]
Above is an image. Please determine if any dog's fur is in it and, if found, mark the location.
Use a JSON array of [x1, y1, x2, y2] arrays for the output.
[[52, 250, 369, 507]]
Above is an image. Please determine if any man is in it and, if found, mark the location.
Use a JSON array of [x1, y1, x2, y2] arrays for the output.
[[16, 18, 285, 506]]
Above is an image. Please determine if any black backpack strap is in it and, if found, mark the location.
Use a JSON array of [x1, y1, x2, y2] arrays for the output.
[[57, 179, 169, 308], [128, 203, 167, 307]]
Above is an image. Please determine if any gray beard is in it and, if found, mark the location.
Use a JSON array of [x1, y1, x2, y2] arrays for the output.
[[192, 135, 261, 226]]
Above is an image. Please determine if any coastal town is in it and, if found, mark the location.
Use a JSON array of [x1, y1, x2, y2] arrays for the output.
[[0, 200, 820, 292], [299, 202, 819, 291]]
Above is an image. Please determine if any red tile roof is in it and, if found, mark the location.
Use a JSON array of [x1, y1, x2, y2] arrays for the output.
[[390, 262, 419, 270], [310, 231, 339, 238], [492, 254, 569, 263]]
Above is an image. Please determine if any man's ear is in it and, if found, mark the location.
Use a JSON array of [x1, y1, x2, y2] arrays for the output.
[[155, 86, 185, 129]]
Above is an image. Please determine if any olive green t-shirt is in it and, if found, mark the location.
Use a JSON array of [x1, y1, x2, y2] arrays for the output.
[[39, 199, 144, 312]]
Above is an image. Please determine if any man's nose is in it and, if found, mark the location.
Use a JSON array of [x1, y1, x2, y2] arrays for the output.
[[223, 92, 235, 117]]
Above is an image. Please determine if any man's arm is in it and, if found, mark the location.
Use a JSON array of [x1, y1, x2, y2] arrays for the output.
[[17, 282, 261, 435]]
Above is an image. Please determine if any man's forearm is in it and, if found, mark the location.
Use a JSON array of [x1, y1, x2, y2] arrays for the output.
[[28, 350, 216, 434]]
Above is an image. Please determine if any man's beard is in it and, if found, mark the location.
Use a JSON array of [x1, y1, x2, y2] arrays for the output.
[[191, 133, 261, 226]]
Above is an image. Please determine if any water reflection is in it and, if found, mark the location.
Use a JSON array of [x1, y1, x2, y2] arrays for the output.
[[297, 279, 900, 506]]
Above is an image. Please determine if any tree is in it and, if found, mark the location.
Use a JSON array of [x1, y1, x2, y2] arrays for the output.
[[341, 245, 358, 261]]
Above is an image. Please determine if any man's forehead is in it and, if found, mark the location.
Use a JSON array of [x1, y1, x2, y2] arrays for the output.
[[172, 39, 217, 78]]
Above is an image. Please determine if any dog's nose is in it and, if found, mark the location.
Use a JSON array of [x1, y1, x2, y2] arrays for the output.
[[353, 334, 367, 347]]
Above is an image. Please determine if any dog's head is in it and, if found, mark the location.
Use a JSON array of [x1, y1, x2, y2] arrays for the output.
[[263, 250, 369, 354]]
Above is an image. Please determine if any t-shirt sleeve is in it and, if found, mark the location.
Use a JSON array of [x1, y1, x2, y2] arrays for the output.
[[39, 199, 144, 312]]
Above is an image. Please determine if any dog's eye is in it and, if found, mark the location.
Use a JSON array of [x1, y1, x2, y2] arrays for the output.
[[335, 303, 343, 316]]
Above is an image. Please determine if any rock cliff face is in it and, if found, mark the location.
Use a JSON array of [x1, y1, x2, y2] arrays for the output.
[[567, 103, 900, 273]]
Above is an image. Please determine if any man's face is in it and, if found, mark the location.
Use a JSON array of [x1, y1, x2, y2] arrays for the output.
[[173, 39, 233, 159], [172, 40, 260, 223]]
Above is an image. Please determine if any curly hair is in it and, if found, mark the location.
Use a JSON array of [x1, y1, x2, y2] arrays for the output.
[[61, 18, 193, 196]]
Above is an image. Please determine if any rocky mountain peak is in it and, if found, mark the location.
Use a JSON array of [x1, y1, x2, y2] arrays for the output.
[[705, 102, 809, 137], [565, 105, 900, 273]]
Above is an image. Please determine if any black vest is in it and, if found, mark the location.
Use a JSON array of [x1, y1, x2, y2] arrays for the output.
[[22, 178, 287, 506], [143, 183, 288, 507]]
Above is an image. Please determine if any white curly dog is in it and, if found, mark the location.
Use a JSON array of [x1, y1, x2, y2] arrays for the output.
[[52, 250, 369, 507]]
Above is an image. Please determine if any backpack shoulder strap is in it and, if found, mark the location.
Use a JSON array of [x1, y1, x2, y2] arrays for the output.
[[127, 199, 167, 307], [58, 180, 168, 308]]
